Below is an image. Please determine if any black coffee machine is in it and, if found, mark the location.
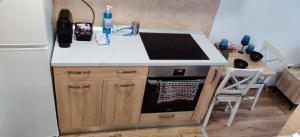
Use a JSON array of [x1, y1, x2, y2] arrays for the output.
[[57, 9, 73, 48]]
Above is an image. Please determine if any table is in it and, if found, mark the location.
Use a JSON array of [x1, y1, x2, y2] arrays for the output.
[[194, 52, 277, 121], [221, 52, 276, 109], [223, 52, 277, 88], [226, 52, 276, 76]]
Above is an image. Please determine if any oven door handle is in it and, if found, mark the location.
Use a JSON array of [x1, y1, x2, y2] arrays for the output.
[[147, 79, 206, 85]]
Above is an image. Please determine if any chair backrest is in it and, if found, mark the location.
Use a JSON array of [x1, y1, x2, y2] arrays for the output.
[[215, 68, 262, 96], [260, 41, 285, 63]]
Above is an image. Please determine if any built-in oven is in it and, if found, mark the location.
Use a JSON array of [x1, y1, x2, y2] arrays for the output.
[[141, 66, 209, 113]]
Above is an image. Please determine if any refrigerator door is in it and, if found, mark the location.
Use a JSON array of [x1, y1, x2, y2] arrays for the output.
[[0, 48, 58, 137], [0, 0, 47, 46]]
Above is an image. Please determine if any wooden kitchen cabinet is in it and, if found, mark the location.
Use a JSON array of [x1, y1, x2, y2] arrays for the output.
[[192, 66, 224, 122], [101, 80, 146, 127], [55, 81, 102, 129], [278, 106, 300, 136], [53, 66, 148, 133], [276, 68, 300, 104]]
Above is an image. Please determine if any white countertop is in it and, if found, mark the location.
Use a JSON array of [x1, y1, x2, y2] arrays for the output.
[[51, 28, 227, 66]]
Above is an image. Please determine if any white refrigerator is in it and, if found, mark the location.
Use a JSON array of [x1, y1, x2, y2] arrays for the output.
[[0, 0, 59, 137]]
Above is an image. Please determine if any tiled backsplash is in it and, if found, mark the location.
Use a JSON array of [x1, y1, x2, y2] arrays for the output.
[[53, 0, 220, 36]]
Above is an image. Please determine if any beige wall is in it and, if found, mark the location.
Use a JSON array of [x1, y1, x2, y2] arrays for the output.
[[53, 0, 220, 36]]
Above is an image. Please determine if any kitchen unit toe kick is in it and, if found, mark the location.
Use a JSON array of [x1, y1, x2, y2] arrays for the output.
[[59, 112, 198, 135]]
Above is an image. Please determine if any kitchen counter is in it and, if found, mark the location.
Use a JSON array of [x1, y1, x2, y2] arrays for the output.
[[52, 28, 228, 133], [51, 28, 227, 66]]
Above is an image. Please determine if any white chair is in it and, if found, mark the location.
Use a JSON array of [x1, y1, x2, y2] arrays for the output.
[[260, 41, 285, 65], [245, 81, 265, 111], [203, 68, 262, 127], [246, 41, 286, 110], [224, 77, 264, 111]]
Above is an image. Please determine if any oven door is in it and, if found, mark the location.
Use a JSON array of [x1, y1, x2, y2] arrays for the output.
[[141, 76, 206, 113]]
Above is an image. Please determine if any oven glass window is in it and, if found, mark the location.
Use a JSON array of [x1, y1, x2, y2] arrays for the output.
[[141, 77, 205, 113]]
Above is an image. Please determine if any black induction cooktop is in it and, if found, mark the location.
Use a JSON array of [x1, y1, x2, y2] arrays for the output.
[[140, 33, 209, 60]]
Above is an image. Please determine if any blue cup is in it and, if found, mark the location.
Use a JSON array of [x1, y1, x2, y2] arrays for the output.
[[241, 35, 251, 46], [219, 39, 229, 50], [246, 44, 255, 54], [239, 35, 251, 54]]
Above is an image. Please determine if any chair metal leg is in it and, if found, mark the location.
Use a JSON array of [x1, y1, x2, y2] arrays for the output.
[[224, 104, 229, 112], [226, 98, 242, 127], [199, 126, 209, 137], [224, 102, 232, 112], [203, 97, 217, 128], [250, 85, 264, 111]]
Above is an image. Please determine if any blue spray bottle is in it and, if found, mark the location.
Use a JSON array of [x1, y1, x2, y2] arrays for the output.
[[102, 5, 112, 34]]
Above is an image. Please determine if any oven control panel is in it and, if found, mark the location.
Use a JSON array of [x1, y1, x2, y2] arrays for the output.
[[174, 69, 186, 76], [148, 66, 210, 78]]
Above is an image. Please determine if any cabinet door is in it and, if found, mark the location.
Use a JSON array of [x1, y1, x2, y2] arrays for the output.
[[276, 69, 300, 104], [55, 81, 102, 129], [192, 66, 224, 122], [102, 80, 146, 127]]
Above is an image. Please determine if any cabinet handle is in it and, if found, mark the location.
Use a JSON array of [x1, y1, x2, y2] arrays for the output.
[[210, 69, 219, 84], [159, 114, 175, 118], [116, 70, 137, 74], [68, 85, 90, 89], [115, 83, 135, 87], [67, 70, 91, 75], [111, 134, 122, 137]]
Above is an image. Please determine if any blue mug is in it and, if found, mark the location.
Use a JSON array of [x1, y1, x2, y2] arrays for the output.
[[219, 39, 229, 50], [241, 35, 251, 46], [246, 44, 255, 54]]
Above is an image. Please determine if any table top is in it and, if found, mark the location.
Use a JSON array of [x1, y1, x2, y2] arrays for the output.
[[225, 52, 276, 76]]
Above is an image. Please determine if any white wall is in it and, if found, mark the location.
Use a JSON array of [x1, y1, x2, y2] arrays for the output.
[[209, 0, 300, 84]]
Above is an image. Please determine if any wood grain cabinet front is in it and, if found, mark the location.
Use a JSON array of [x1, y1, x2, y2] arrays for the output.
[[101, 80, 146, 127], [139, 111, 194, 126], [54, 66, 148, 81], [55, 81, 103, 130], [53, 66, 148, 133], [276, 68, 300, 104]]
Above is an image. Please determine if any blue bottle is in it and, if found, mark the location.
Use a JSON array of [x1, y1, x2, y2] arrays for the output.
[[102, 5, 112, 34]]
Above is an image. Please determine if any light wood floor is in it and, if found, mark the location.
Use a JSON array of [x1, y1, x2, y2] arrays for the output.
[[205, 88, 292, 137], [62, 126, 204, 137], [61, 89, 292, 137]]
